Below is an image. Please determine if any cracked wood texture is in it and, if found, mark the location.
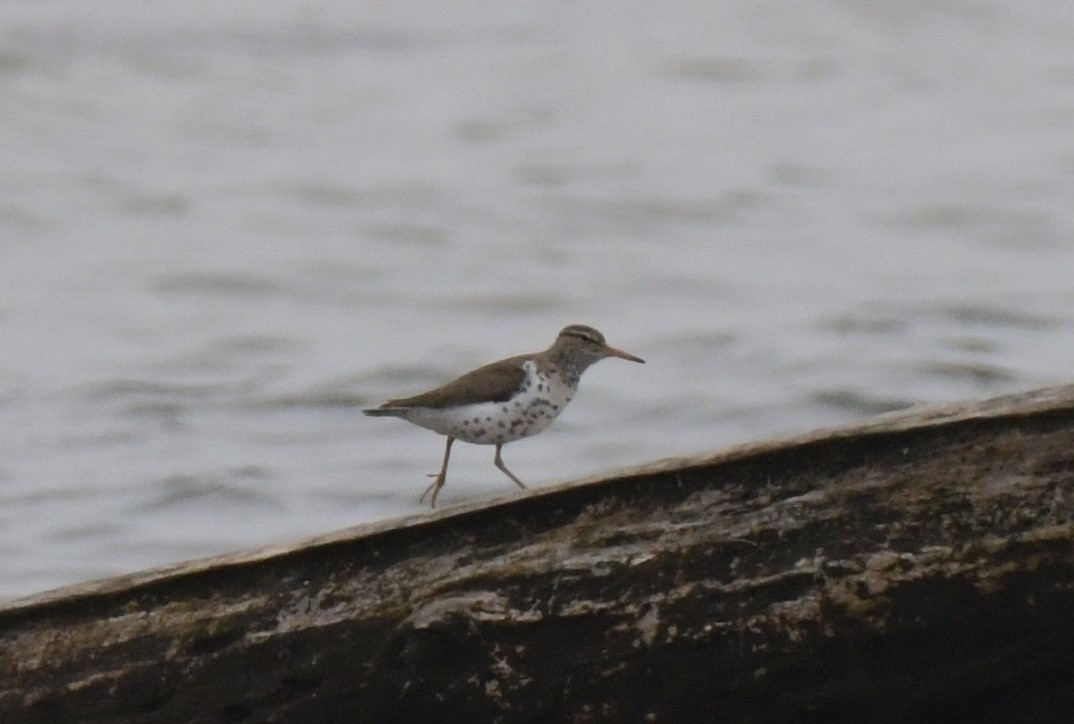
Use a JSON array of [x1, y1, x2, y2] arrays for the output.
[[3, 385, 1074, 723]]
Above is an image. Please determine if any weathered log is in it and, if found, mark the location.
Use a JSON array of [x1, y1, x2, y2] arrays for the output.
[[2, 385, 1074, 723]]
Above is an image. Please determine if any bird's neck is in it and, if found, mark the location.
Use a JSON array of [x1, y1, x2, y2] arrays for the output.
[[536, 351, 586, 388]]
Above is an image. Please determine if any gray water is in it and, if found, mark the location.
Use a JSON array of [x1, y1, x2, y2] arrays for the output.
[[2, 0, 1074, 600]]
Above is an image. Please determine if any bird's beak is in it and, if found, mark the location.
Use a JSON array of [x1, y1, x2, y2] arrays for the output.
[[603, 345, 645, 364]]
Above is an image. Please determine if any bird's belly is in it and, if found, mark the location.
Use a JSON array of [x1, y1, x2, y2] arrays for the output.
[[398, 376, 574, 445]]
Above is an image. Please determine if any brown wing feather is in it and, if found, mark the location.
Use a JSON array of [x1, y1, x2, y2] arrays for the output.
[[381, 355, 529, 409]]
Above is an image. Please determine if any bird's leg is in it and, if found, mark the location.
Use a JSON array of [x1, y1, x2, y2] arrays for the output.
[[420, 436, 454, 508], [493, 443, 528, 490]]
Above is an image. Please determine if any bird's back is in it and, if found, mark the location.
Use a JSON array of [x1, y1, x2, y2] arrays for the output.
[[365, 354, 531, 415]]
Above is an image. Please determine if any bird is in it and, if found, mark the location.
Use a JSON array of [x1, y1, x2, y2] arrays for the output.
[[364, 324, 644, 507]]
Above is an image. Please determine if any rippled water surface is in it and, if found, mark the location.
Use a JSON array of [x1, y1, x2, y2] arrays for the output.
[[2, 0, 1074, 599]]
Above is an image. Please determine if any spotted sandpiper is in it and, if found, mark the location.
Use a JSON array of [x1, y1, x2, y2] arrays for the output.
[[364, 324, 644, 507]]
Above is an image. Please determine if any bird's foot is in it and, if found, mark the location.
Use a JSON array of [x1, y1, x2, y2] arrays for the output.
[[419, 474, 445, 507]]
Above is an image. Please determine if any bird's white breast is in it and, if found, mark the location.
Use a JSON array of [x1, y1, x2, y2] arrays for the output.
[[397, 360, 576, 445]]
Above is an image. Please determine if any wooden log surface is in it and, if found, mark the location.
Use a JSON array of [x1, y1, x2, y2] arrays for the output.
[[2, 385, 1074, 723]]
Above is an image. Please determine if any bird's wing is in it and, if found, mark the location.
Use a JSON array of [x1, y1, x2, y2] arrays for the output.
[[382, 355, 529, 409]]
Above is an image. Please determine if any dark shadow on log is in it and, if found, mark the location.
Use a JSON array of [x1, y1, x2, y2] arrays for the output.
[[2, 385, 1074, 723]]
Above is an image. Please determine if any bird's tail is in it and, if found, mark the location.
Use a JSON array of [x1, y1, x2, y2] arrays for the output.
[[363, 406, 403, 417]]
